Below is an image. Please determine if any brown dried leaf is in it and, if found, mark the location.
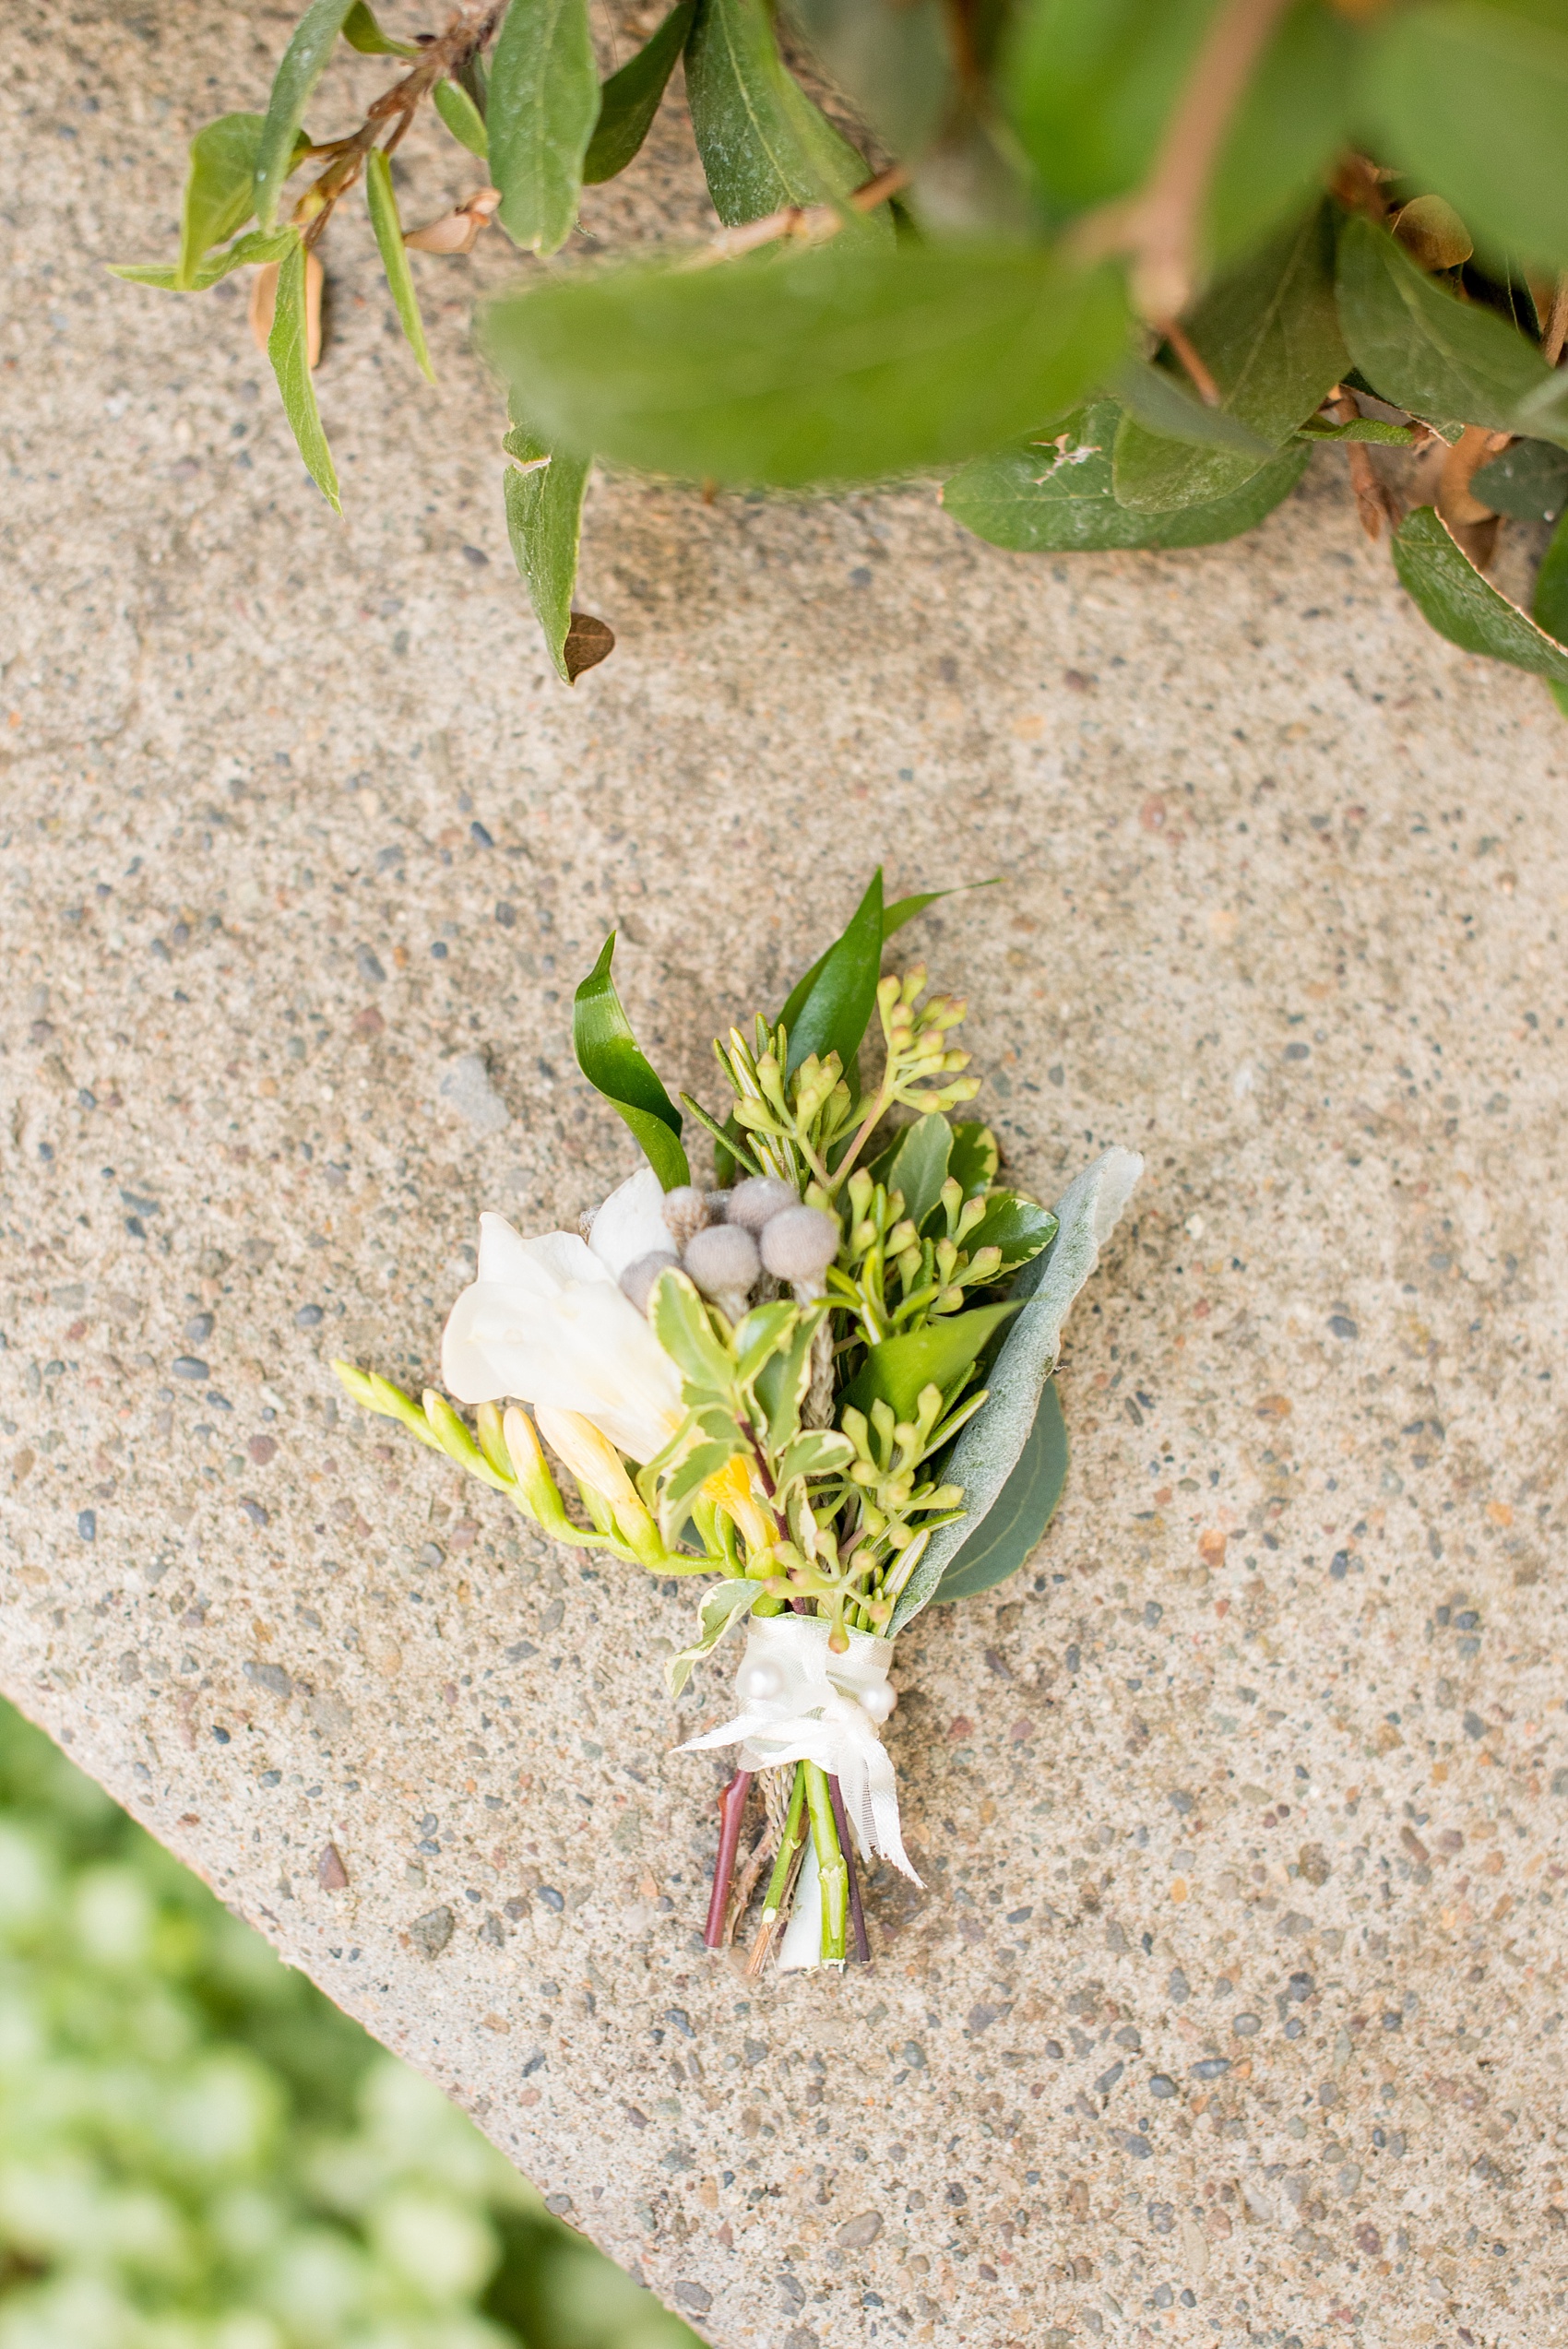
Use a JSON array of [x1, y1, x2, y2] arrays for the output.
[[248, 251, 323, 368], [563, 610, 615, 681]]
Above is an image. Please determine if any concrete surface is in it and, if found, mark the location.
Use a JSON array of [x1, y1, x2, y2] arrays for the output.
[[6, 6, 1568, 2344]]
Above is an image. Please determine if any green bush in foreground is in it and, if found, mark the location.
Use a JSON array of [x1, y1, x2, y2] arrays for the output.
[[0, 1700, 699, 2349]]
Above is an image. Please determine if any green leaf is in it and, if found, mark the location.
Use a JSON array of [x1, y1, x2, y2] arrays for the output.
[[932, 1378, 1067, 1603], [1110, 354, 1275, 458], [584, 0, 695, 183], [1297, 413, 1419, 445], [782, 0, 953, 157], [267, 236, 340, 512], [364, 149, 434, 382], [503, 422, 591, 681], [488, 0, 600, 255], [1472, 436, 1568, 521], [1336, 212, 1568, 447], [1207, 2, 1360, 264], [668, 1578, 761, 1698], [964, 1192, 1058, 1269], [179, 114, 269, 288], [1003, 0, 1213, 218], [1392, 504, 1568, 682], [1362, 3, 1568, 271], [775, 1429, 856, 1489], [881, 1113, 951, 1229], [1533, 507, 1568, 714], [890, 1146, 1142, 1631], [434, 78, 491, 158], [944, 1122, 998, 1198], [779, 869, 884, 1080], [481, 242, 1130, 488], [778, 881, 995, 1069], [840, 1301, 1020, 1426], [944, 399, 1308, 552], [649, 1277, 740, 1409], [112, 228, 295, 293], [1113, 206, 1347, 514], [572, 933, 690, 1186], [341, 0, 419, 53], [255, 0, 364, 230], [753, 1309, 820, 1451], [684, 0, 879, 230]]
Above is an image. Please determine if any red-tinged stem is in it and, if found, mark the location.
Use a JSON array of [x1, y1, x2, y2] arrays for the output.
[[704, 1770, 754, 1950], [827, 1774, 871, 1963]]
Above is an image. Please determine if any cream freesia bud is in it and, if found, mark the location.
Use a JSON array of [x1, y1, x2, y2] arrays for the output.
[[501, 1406, 571, 1531], [536, 1405, 638, 1509]]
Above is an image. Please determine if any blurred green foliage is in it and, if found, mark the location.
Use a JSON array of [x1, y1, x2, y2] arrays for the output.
[[0, 1699, 701, 2349]]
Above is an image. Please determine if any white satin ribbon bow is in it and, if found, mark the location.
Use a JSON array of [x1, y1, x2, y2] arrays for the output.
[[678, 1612, 921, 1886]]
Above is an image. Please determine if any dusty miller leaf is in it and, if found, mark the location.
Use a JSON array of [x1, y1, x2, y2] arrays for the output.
[[890, 1147, 1143, 1630]]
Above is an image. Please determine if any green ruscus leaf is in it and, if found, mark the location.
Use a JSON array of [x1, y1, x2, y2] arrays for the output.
[[573, 934, 691, 1189], [584, 0, 695, 183], [890, 1147, 1142, 1629], [1336, 212, 1568, 448], [944, 400, 1308, 553], [1391, 505, 1568, 685], [255, 0, 366, 229], [778, 868, 885, 1080], [481, 242, 1129, 487], [502, 421, 591, 680], [487, 0, 600, 255], [1113, 205, 1347, 514], [434, 78, 491, 158], [364, 148, 434, 381], [1361, 3, 1568, 272], [267, 235, 340, 512], [684, 0, 880, 230]]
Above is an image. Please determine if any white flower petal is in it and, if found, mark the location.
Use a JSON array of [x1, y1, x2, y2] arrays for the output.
[[588, 1166, 672, 1282]]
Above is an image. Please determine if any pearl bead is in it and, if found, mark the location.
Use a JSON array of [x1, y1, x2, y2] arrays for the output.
[[739, 1660, 782, 1702], [858, 1681, 896, 1724]]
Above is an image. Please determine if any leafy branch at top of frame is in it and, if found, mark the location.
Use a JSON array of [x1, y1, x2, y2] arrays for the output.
[[113, 0, 1568, 708]]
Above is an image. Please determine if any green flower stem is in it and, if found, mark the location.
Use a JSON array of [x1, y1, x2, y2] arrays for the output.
[[802, 1761, 849, 1964], [747, 1763, 808, 1975]]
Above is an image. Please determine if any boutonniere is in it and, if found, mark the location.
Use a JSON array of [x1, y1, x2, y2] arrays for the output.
[[338, 872, 1140, 1970]]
